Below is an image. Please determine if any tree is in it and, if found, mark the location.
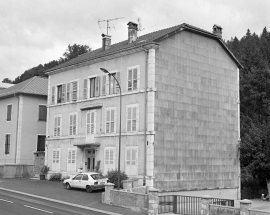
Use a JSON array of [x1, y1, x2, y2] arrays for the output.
[[2, 78, 14, 84], [62, 44, 91, 61]]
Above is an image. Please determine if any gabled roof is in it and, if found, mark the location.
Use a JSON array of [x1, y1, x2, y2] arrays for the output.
[[0, 76, 48, 99], [47, 23, 242, 74]]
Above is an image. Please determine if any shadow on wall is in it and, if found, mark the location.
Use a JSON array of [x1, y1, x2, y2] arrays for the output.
[[0, 164, 34, 178]]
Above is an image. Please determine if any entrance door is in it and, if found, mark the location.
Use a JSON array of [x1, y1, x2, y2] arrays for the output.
[[125, 146, 138, 176], [86, 149, 96, 172]]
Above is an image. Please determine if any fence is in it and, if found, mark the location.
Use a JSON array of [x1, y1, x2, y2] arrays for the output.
[[158, 195, 234, 214]]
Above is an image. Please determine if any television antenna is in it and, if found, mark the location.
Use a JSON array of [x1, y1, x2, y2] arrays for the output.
[[98, 17, 124, 35], [137, 18, 145, 37]]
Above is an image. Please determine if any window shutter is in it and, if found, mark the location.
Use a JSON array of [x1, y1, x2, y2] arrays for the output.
[[95, 76, 100, 97], [105, 149, 109, 165], [105, 74, 109, 95], [86, 112, 90, 135], [73, 114, 77, 135], [68, 149, 71, 164], [127, 107, 132, 132], [116, 72, 120, 94], [128, 69, 132, 91], [126, 148, 131, 165], [113, 148, 116, 167], [136, 106, 139, 131], [58, 116, 61, 136], [133, 68, 138, 90], [61, 84, 65, 103], [72, 149, 76, 163], [102, 75, 106, 95], [66, 83, 70, 102], [105, 110, 110, 133], [137, 67, 140, 90], [90, 111, 95, 134], [53, 117, 57, 137], [72, 81, 78, 100], [52, 86, 55, 104], [111, 109, 115, 133], [83, 79, 88, 99]]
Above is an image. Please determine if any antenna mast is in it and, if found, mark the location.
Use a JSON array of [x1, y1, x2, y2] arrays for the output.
[[98, 17, 124, 35]]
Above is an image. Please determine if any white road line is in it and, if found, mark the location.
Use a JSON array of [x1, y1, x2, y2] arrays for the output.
[[24, 205, 53, 214], [0, 198, 13, 203]]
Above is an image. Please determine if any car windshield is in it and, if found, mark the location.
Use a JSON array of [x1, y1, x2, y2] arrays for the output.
[[91, 174, 104, 180]]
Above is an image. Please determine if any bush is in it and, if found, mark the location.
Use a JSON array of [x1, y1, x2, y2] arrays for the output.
[[49, 173, 62, 182], [60, 175, 70, 182], [40, 165, 50, 175], [105, 170, 128, 188]]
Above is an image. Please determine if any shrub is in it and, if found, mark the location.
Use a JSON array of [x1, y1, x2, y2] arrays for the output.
[[94, 160, 102, 174], [49, 173, 62, 182], [40, 165, 50, 175], [60, 175, 70, 182], [105, 170, 128, 188]]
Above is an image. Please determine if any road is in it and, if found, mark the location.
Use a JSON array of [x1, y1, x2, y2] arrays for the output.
[[0, 190, 118, 215]]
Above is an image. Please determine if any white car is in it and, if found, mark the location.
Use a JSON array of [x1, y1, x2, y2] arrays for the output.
[[63, 172, 109, 193]]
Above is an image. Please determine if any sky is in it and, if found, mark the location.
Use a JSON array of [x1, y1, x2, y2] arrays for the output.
[[0, 0, 270, 82]]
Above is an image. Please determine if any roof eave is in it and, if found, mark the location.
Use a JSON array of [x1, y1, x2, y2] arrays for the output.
[[46, 41, 160, 76]]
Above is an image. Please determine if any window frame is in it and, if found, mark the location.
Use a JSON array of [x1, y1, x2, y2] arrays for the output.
[[6, 104, 12, 121], [127, 66, 140, 92], [38, 105, 47, 121], [86, 110, 96, 135], [5, 133, 11, 155], [53, 114, 62, 137], [105, 107, 117, 134], [37, 135, 46, 152], [69, 112, 78, 136], [126, 104, 139, 132], [70, 79, 79, 101]]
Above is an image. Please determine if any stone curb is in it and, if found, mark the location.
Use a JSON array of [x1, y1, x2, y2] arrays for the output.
[[0, 187, 122, 215]]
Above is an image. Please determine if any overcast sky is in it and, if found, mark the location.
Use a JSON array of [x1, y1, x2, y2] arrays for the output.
[[0, 0, 269, 82]]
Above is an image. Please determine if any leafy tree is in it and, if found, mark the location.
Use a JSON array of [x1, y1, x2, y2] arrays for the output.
[[62, 44, 91, 61], [2, 78, 14, 84]]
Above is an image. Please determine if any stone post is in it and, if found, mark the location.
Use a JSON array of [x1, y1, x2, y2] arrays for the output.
[[148, 188, 160, 215], [201, 195, 213, 215], [240, 199, 252, 215], [102, 183, 114, 204]]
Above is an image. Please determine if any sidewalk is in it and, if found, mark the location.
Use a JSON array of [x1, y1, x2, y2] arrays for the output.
[[0, 178, 143, 215]]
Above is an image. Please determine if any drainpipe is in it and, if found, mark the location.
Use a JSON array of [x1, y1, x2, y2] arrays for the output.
[[14, 93, 20, 164], [142, 45, 149, 186]]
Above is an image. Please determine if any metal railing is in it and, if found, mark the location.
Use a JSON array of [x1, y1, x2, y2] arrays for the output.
[[158, 195, 234, 214]]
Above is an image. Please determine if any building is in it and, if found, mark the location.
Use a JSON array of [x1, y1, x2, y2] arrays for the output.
[[0, 76, 48, 175], [46, 22, 242, 199]]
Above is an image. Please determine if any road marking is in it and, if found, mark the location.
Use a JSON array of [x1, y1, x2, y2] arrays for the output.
[[24, 205, 53, 214], [0, 198, 13, 203]]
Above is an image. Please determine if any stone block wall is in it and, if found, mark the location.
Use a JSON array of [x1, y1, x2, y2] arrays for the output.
[[0, 164, 34, 178], [154, 30, 239, 194]]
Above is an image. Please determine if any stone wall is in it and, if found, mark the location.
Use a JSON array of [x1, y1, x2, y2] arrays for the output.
[[0, 164, 34, 178], [209, 204, 240, 215]]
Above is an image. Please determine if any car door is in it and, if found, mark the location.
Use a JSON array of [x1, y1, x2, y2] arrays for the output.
[[81, 174, 89, 189], [70, 174, 83, 188]]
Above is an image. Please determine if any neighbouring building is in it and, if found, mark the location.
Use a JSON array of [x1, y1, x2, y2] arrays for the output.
[[0, 76, 48, 176], [46, 22, 242, 199]]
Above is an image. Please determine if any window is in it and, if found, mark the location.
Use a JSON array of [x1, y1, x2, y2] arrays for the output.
[[7, 104, 12, 121], [82, 174, 89, 180], [71, 81, 78, 101], [66, 83, 71, 102], [52, 148, 61, 171], [67, 148, 76, 172], [5, 134, 10, 154], [104, 147, 115, 174], [57, 85, 63, 103], [84, 77, 100, 99], [38, 105, 47, 121], [127, 67, 139, 91], [125, 146, 138, 175], [101, 72, 120, 96], [105, 108, 116, 134], [126, 104, 139, 132], [69, 113, 77, 136], [53, 115, 62, 137], [37, 135, 46, 151], [74, 174, 83, 180], [86, 111, 96, 135]]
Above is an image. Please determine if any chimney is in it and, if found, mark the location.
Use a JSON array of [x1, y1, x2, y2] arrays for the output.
[[212, 24, 222, 38], [127, 22, 138, 43], [102, 34, 111, 50]]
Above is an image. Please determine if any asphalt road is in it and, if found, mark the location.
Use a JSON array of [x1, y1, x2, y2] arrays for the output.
[[0, 191, 117, 215]]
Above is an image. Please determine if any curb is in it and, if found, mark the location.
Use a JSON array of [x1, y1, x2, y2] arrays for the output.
[[0, 187, 121, 215]]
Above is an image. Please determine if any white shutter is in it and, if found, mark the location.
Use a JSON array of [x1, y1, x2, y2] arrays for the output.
[[57, 116, 61, 136], [116, 72, 120, 94], [105, 74, 109, 95], [72, 81, 78, 100], [95, 76, 100, 97], [105, 109, 110, 133], [125, 146, 138, 175], [111, 109, 115, 133], [67, 148, 76, 172], [104, 147, 116, 174], [136, 105, 139, 131], [127, 69, 132, 91], [127, 107, 132, 132], [54, 116, 57, 137], [52, 148, 61, 171], [133, 68, 138, 90], [69, 114, 73, 135], [73, 114, 77, 135], [137, 67, 140, 90], [83, 79, 88, 99], [90, 111, 95, 134], [86, 112, 91, 135], [102, 75, 106, 95]]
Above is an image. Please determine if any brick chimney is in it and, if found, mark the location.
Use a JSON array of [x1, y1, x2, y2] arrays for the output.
[[102, 34, 111, 50], [212, 24, 222, 38], [127, 22, 138, 43]]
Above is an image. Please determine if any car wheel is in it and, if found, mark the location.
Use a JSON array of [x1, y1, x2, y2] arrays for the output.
[[86, 185, 92, 193], [66, 183, 71, 190]]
